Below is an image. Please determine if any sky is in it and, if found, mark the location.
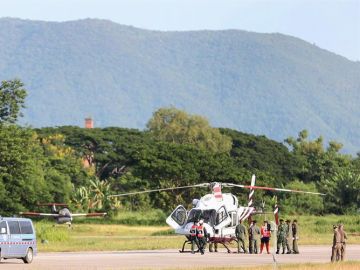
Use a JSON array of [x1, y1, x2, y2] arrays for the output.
[[1, 0, 359, 61]]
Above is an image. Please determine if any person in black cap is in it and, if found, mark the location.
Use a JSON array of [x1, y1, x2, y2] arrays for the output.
[[276, 219, 286, 254]]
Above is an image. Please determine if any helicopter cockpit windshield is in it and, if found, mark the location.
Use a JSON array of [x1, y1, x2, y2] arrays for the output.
[[186, 209, 216, 225]]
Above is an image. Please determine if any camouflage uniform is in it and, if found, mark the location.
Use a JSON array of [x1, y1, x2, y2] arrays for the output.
[[276, 221, 287, 254], [235, 223, 247, 253]]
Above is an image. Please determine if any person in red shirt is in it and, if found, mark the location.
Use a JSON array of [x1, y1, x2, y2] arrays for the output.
[[260, 220, 271, 254]]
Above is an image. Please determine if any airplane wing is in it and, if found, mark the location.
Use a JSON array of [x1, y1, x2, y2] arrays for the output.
[[19, 212, 60, 217], [71, 213, 107, 217]]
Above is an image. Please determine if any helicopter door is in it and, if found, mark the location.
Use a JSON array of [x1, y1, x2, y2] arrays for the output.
[[214, 206, 231, 233], [166, 205, 188, 230]]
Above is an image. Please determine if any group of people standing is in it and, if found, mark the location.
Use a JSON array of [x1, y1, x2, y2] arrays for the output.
[[276, 219, 299, 254], [190, 218, 300, 255], [246, 219, 299, 254], [189, 218, 348, 261]]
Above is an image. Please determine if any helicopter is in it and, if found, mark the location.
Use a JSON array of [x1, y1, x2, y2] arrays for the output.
[[110, 175, 325, 253], [19, 203, 107, 227]]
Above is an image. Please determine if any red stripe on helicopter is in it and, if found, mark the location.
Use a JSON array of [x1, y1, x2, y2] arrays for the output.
[[212, 183, 223, 201]]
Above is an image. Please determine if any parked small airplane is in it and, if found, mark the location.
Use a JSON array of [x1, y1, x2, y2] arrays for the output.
[[110, 175, 325, 252], [19, 203, 106, 227]]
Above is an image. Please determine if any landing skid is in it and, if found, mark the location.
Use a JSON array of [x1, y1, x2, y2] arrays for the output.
[[218, 241, 232, 253], [179, 240, 200, 253], [209, 237, 238, 253]]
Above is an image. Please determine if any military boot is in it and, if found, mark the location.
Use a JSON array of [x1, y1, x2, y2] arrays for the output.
[[282, 249, 285, 254], [276, 250, 279, 254]]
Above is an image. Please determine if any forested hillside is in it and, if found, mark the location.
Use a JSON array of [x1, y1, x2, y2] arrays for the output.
[[1, 79, 359, 217], [0, 18, 359, 153]]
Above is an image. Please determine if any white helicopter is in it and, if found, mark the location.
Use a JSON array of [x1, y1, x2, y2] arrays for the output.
[[111, 175, 325, 252]]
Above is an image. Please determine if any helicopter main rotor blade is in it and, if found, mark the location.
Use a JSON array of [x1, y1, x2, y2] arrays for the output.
[[222, 183, 326, 196], [108, 183, 210, 197]]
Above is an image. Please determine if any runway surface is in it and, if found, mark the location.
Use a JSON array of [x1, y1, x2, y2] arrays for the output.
[[1, 245, 359, 269]]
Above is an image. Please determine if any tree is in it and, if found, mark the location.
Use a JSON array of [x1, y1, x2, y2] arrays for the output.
[[0, 126, 50, 215], [147, 107, 232, 153], [285, 129, 351, 183], [320, 169, 360, 214], [280, 180, 324, 214], [38, 133, 92, 201], [0, 79, 27, 124]]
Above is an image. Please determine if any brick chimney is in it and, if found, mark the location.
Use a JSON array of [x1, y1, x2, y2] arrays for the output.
[[85, 117, 94, 129]]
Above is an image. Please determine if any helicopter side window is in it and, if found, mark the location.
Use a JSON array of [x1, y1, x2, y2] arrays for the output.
[[171, 208, 187, 225], [215, 206, 228, 225]]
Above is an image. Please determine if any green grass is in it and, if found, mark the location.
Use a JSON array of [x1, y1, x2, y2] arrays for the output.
[[74, 209, 167, 225], [33, 214, 360, 252]]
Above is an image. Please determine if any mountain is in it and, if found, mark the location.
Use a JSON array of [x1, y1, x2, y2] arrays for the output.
[[0, 18, 359, 153]]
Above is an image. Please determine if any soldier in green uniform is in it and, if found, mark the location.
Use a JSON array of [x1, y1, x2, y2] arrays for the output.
[[276, 219, 286, 254], [249, 220, 261, 254], [235, 220, 247, 253], [292, 219, 299, 254], [285, 219, 292, 254]]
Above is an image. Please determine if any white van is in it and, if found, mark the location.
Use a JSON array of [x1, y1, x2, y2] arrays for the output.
[[0, 217, 37, 263]]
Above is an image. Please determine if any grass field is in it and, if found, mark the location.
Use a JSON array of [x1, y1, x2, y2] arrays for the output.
[[34, 214, 360, 252]]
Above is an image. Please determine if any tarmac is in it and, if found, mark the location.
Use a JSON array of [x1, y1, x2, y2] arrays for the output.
[[1, 245, 359, 269]]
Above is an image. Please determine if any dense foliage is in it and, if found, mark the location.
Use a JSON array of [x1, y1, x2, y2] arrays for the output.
[[147, 107, 232, 153], [1, 18, 360, 153], [0, 79, 359, 217]]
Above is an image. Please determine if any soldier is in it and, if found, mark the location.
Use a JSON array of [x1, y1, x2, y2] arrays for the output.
[[190, 221, 199, 254], [248, 221, 253, 254], [285, 219, 292, 254], [338, 224, 347, 261], [249, 220, 261, 254], [331, 225, 341, 262], [236, 220, 247, 253], [292, 219, 299, 254], [276, 219, 286, 254]]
